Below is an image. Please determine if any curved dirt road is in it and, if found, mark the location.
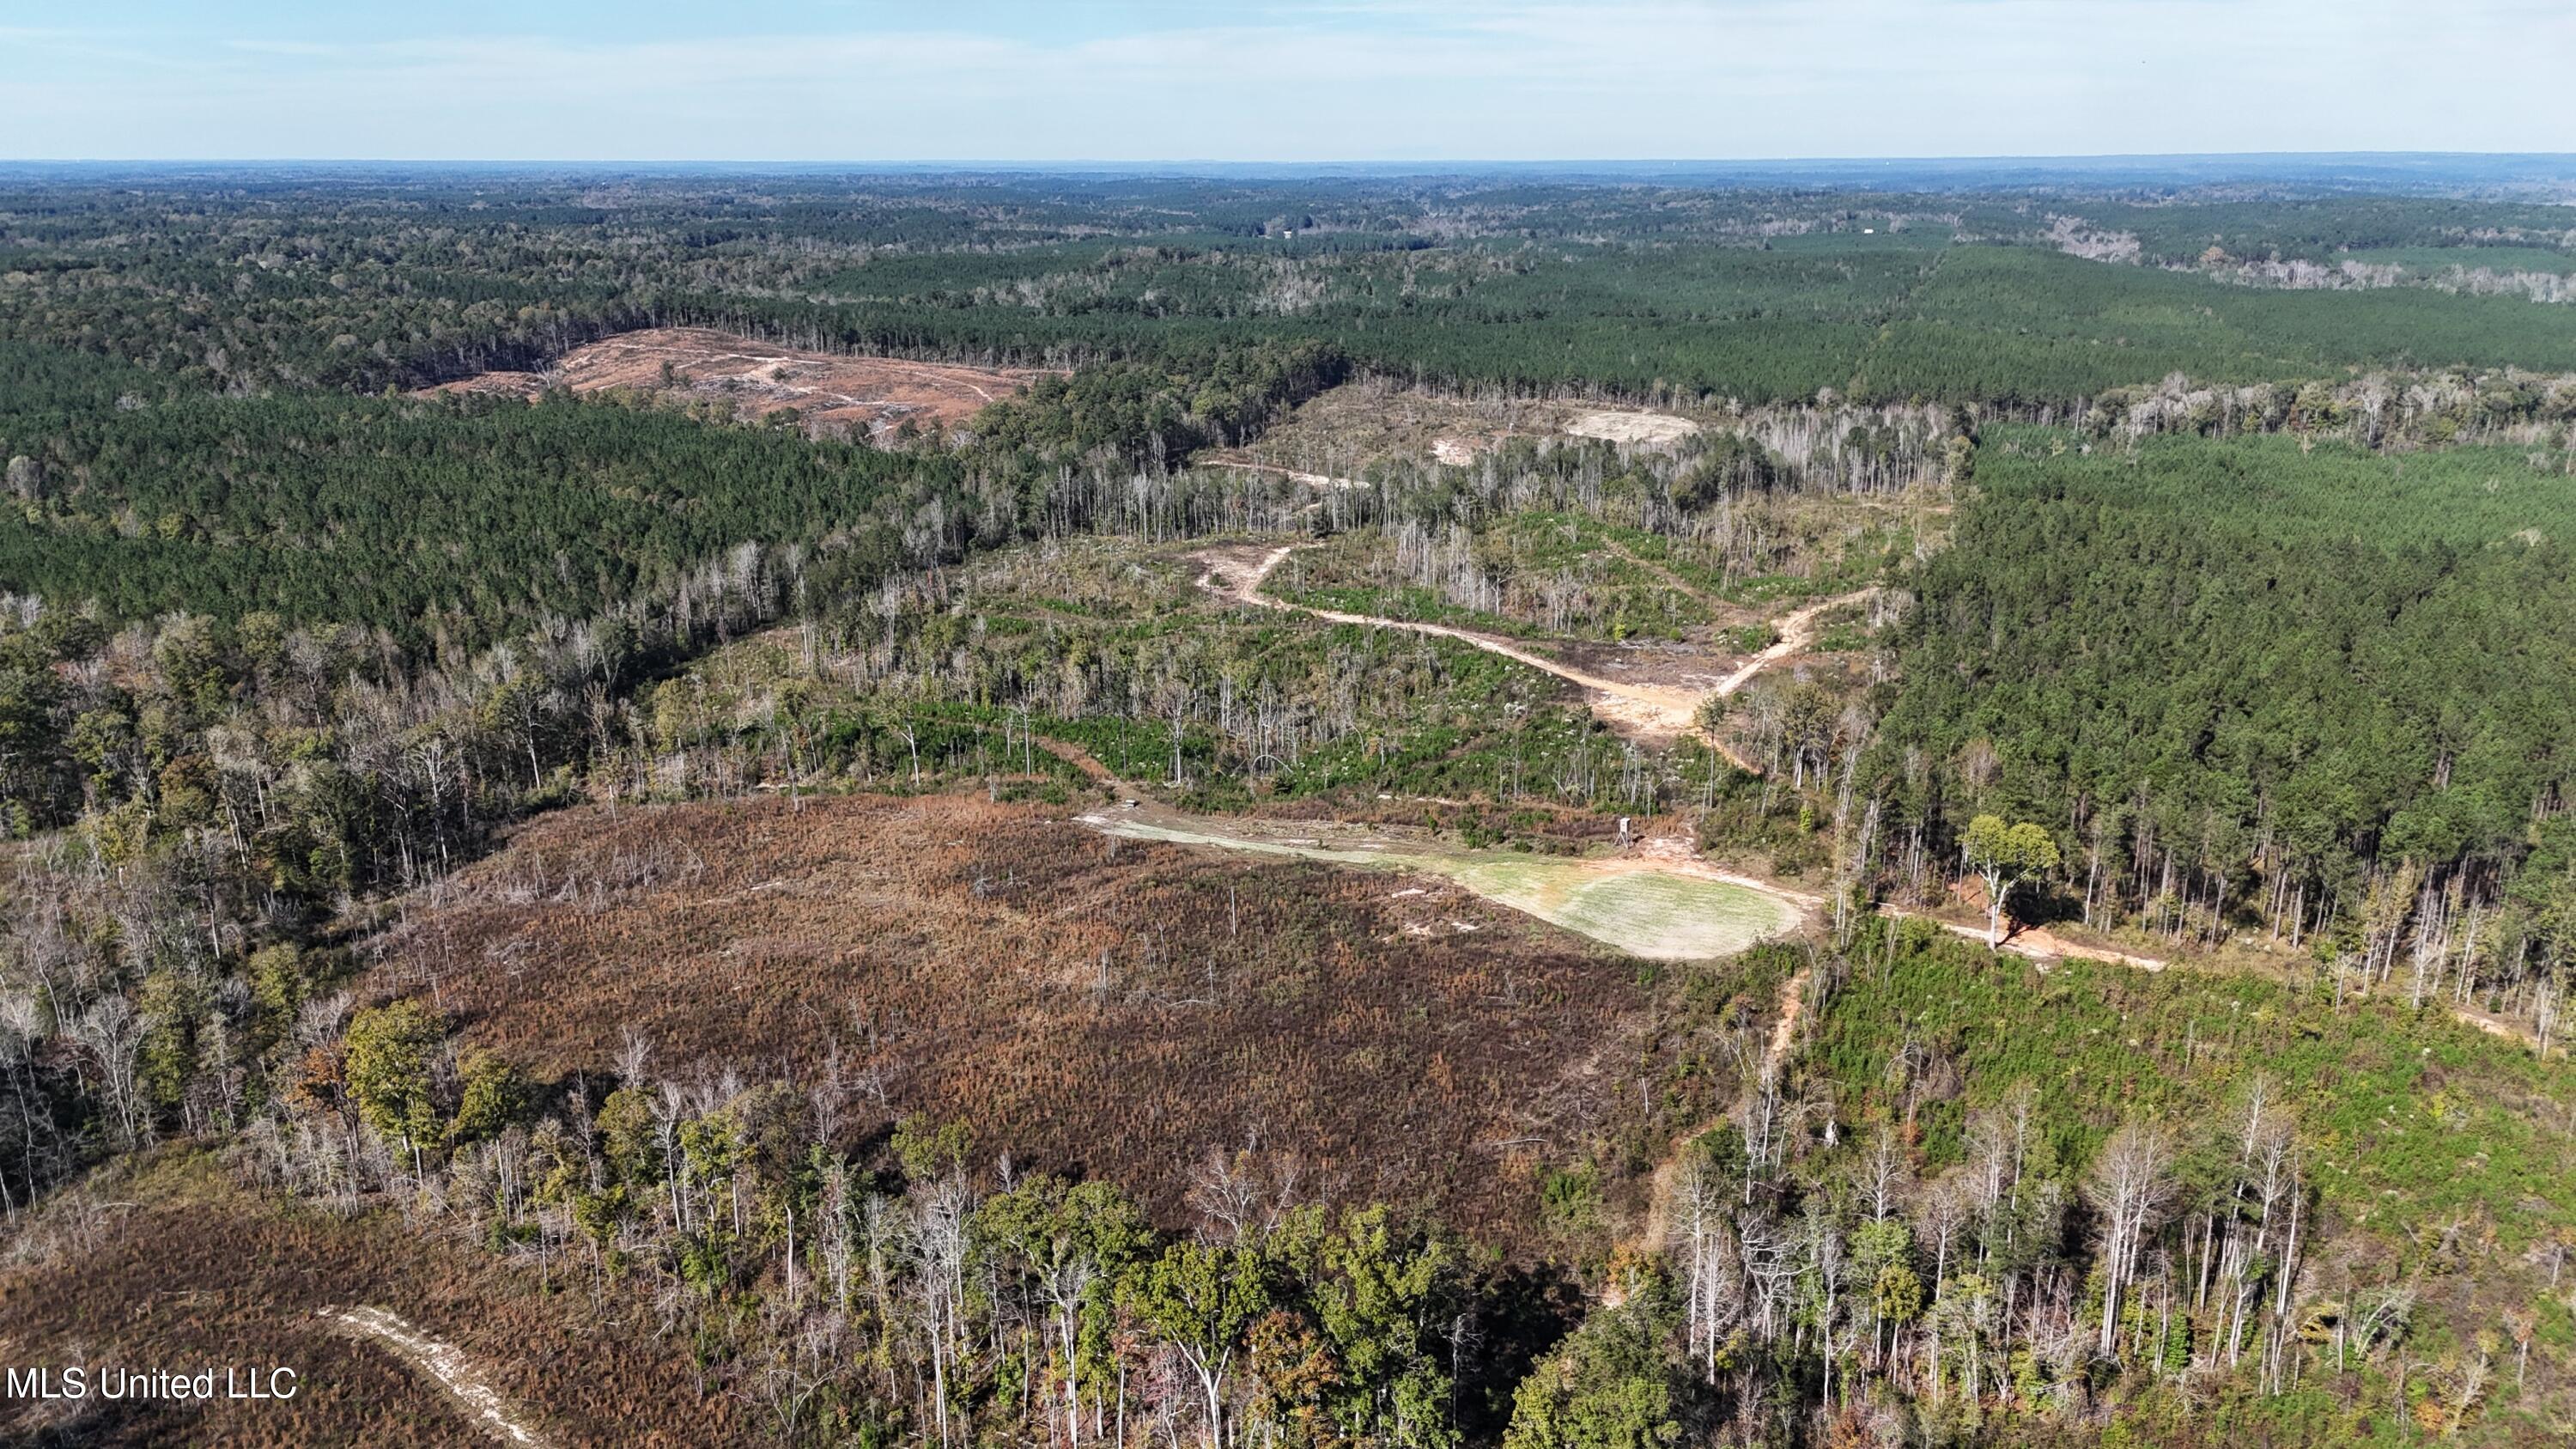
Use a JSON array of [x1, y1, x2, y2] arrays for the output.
[[323, 1306, 551, 1446], [1188, 537, 2196, 1270], [1199, 542, 1867, 746]]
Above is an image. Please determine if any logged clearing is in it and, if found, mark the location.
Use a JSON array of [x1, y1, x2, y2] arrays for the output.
[[363, 794, 1732, 1245], [0, 1154, 702, 1447], [416, 326, 1052, 437], [1563, 408, 1702, 449], [1084, 803, 1804, 961], [1237, 383, 1710, 474], [1236, 382, 1546, 473], [1199, 539, 1869, 748]]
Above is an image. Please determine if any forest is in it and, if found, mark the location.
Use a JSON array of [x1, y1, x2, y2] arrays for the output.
[[2, 167, 2574, 1448], [9, 172, 2576, 407], [1871, 429, 2576, 1013]]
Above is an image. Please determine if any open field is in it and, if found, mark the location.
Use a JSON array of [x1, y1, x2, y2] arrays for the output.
[[363, 794, 1771, 1244], [416, 326, 1053, 436], [1465, 863, 1793, 959]]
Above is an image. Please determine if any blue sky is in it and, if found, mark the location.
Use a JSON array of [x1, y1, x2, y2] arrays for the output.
[[6, 1, 2572, 161]]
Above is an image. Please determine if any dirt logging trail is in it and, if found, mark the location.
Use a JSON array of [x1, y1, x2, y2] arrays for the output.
[[1180, 538, 2197, 1277], [1035, 734, 1122, 787], [1629, 959, 1809, 1263], [1710, 594, 1863, 699], [323, 1306, 552, 1447], [1200, 459, 1376, 492], [1198, 541, 1868, 760], [1765, 965, 1808, 1072], [2452, 1002, 2551, 1052], [1947, 919, 2168, 971]]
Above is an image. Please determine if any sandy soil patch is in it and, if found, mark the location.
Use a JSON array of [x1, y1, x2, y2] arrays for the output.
[[416, 327, 1053, 439], [426, 370, 550, 403], [1565, 409, 1702, 449]]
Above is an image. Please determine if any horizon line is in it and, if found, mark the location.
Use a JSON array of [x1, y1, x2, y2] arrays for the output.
[[8, 149, 2576, 169]]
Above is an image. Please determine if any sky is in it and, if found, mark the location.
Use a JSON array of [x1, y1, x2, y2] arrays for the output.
[[6, 0, 2573, 163]]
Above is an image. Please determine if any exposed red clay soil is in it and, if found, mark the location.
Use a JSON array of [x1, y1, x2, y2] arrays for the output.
[[416, 327, 1054, 439]]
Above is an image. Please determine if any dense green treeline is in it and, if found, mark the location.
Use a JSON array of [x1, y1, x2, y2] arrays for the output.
[[0, 335, 1366, 650], [1854, 247, 2576, 404], [15, 175, 2576, 411], [2055, 196, 2576, 267], [973, 338, 1350, 463], [1872, 429, 2576, 976], [0, 344, 971, 651], [0, 174, 1946, 399]]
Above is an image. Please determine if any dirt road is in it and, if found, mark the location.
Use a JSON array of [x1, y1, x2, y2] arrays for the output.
[[323, 1306, 551, 1447], [1626, 958, 1808, 1270], [1197, 541, 1867, 746], [1199, 460, 1376, 491], [1939, 919, 2167, 971], [2452, 1003, 2552, 1053], [1035, 734, 1121, 786]]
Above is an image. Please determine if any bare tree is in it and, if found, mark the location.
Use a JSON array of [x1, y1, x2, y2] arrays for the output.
[[1185, 1139, 1267, 1242], [912, 1176, 974, 1449], [2086, 1122, 2178, 1358], [73, 995, 149, 1150], [1916, 1170, 1971, 1295], [1668, 1153, 1744, 1381], [1860, 1123, 1911, 1224]]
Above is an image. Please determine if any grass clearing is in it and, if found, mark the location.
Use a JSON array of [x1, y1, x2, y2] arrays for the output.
[[1087, 809, 1802, 960], [1449, 859, 1801, 960]]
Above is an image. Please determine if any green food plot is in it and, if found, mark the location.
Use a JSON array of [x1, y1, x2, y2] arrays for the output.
[[1448, 858, 1801, 960], [1090, 814, 1801, 960]]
